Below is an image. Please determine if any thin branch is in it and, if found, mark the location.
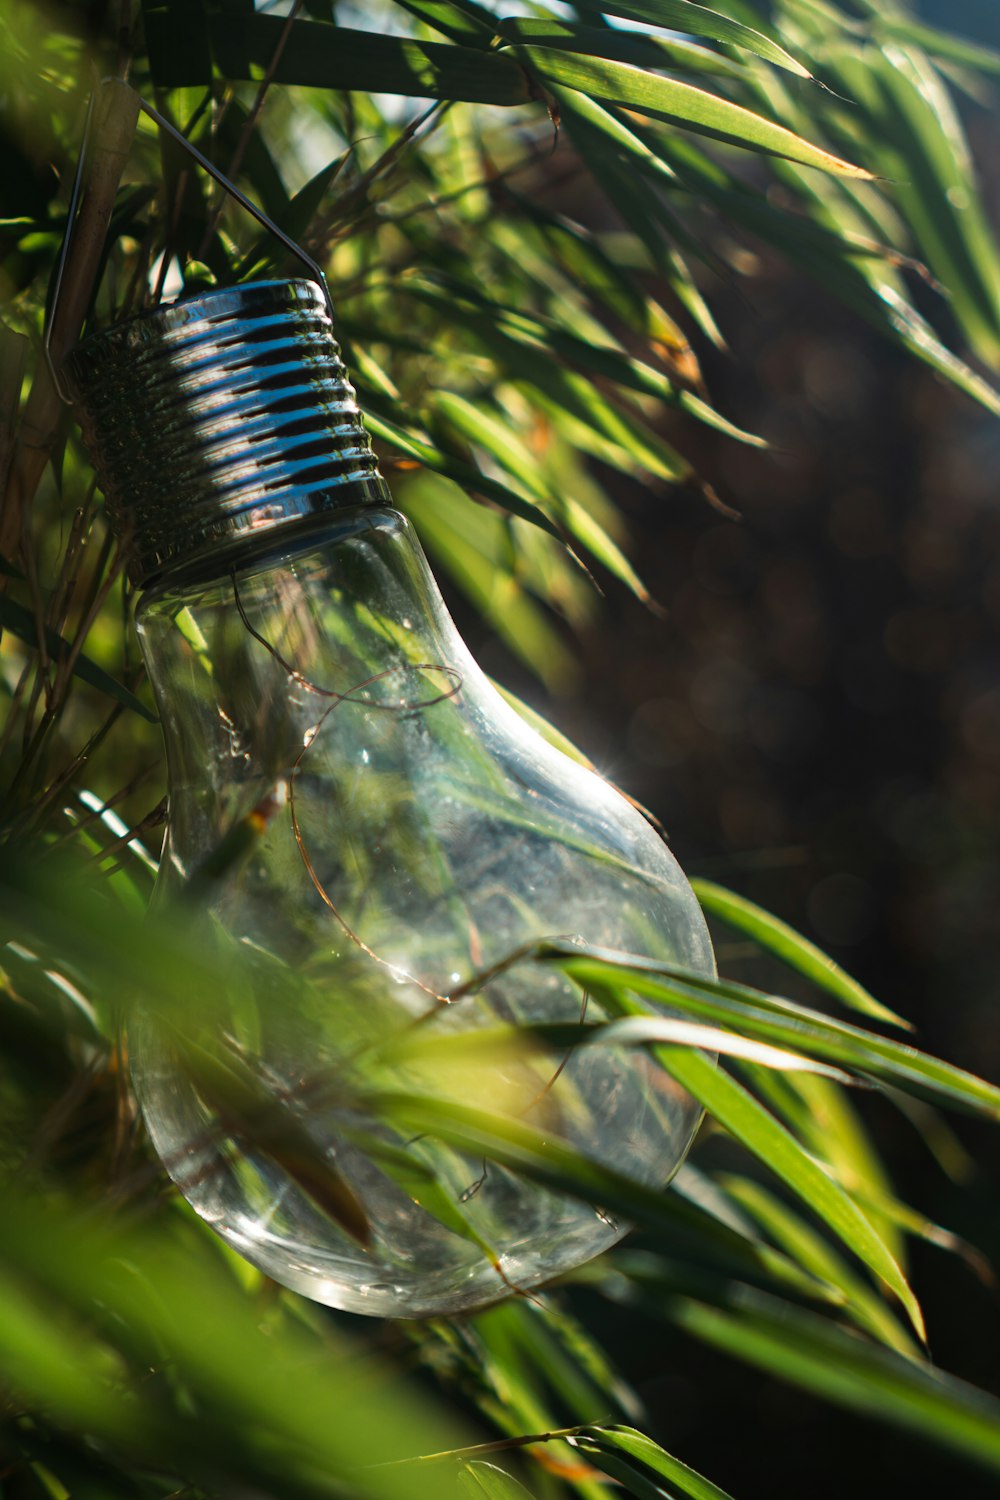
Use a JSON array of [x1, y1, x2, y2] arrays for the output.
[[368, 1425, 591, 1468], [1, 80, 139, 562], [310, 100, 453, 255], [0, 326, 28, 517], [197, 0, 304, 261]]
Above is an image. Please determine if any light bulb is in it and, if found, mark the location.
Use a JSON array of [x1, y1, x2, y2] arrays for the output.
[[66, 280, 714, 1317]]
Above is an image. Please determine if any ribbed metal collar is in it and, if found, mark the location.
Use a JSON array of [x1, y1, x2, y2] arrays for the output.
[[65, 279, 390, 586]]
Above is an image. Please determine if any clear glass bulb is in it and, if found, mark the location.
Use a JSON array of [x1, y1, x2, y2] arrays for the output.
[[132, 505, 715, 1316], [63, 276, 714, 1317]]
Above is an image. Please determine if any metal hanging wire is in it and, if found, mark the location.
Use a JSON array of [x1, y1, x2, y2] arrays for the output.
[[45, 78, 334, 404]]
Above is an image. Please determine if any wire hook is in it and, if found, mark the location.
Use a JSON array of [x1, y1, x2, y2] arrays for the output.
[[45, 79, 335, 405]]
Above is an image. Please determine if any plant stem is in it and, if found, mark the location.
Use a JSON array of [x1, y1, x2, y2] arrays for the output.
[[0, 80, 139, 563]]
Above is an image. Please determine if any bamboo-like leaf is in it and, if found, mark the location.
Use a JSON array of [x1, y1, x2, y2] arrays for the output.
[[160, 10, 533, 103], [606, 1201, 846, 1311], [692, 878, 909, 1027], [571, 0, 813, 78], [341, 1127, 509, 1274], [559, 496, 655, 606], [867, 44, 1000, 366], [436, 385, 655, 598], [0, 1185, 474, 1498], [403, 476, 580, 689], [873, 16, 1000, 81], [496, 18, 746, 79], [402, 273, 763, 444], [629, 119, 1000, 414], [433, 391, 554, 504], [0, 594, 156, 722], [668, 1292, 1000, 1474], [571, 1425, 736, 1500], [159, 1021, 373, 1248], [552, 949, 1000, 1120], [514, 48, 871, 175], [365, 1082, 924, 1339], [718, 1175, 916, 1355], [458, 1461, 538, 1499], [525, 373, 692, 485], [780, 1071, 906, 1268], [394, 1015, 854, 1081], [364, 408, 577, 551], [611, 1041, 925, 1339], [493, 681, 597, 771], [390, 0, 497, 48]]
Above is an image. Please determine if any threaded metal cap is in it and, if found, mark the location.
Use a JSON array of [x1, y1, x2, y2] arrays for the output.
[[64, 279, 391, 586]]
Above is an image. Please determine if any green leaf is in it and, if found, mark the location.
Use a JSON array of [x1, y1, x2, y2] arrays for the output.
[[403, 475, 580, 691], [0, 1184, 475, 1498], [514, 49, 871, 175], [402, 272, 763, 445], [571, 0, 813, 78], [524, 369, 692, 485], [185, 11, 534, 103], [560, 496, 655, 606], [493, 681, 598, 772], [552, 949, 1000, 1120], [873, 16, 1000, 79], [364, 408, 577, 553], [390, 0, 498, 48], [669, 1292, 1000, 1474], [609, 1042, 926, 1340], [718, 1176, 916, 1355], [692, 878, 910, 1027], [366, 1080, 922, 1339], [342, 1127, 511, 1274], [635, 122, 1000, 415], [0, 595, 156, 722], [458, 1461, 538, 1499], [398, 1016, 854, 1081], [868, 44, 1000, 366], [496, 19, 746, 79], [433, 391, 554, 504], [430, 390, 656, 602], [572, 1425, 736, 1500]]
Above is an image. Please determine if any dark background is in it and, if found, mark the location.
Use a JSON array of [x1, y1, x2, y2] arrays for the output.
[[448, 3, 1000, 1493]]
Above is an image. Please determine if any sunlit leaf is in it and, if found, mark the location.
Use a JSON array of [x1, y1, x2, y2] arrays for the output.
[[573, 0, 813, 78], [458, 1461, 538, 1499], [515, 49, 871, 175], [692, 879, 910, 1027], [0, 594, 156, 722], [669, 1291, 1000, 1474], [571, 1424, 736, 1500]]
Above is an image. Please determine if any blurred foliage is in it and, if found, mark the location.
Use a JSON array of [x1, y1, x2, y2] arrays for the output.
[[1, 1, 1000, 1497]]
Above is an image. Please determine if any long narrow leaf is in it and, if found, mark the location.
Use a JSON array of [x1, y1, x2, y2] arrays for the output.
[[572, 0, 813, 78], [365, 1082, 923, 1339], [0, 595, 156, 722], [692, 878, 909, 1026], [669, 1292, 1000, 1474], [618, 1042, 925, 1339], [571, 1425, 736, 1500], [514, 49, 871, 176], [552, 949, 1000, 1120]]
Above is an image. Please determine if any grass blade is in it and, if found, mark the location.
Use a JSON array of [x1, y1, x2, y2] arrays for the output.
[[458, 1462, 538, 1499], [669, 1291, 1000, 1474], [629, 1043, 926, 1340], [692, 878, 909, 1027], [552, 949, 1000, 1120], [571, 1425, 736, 1500], [515, 49, 871, 175], [0, 594, 156, 722], [571, 0, 813, 79]]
